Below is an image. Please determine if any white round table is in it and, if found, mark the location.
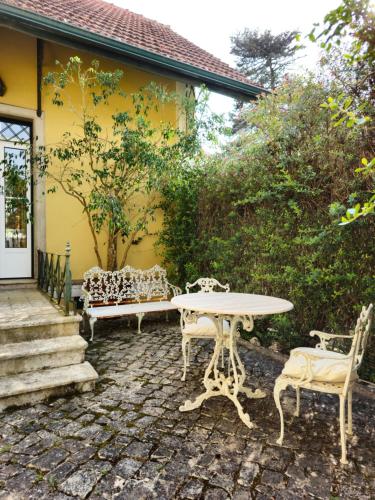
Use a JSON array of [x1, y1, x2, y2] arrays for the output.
[[171, 292, 294, 429]]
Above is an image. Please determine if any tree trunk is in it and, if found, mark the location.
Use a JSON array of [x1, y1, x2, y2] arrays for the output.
[[269, 60, 276, 90], [106, 232, 118, 271], [119, 228, 139, 269]]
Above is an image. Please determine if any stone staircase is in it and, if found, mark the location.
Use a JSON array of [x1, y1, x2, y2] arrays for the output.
[[0, 287, 98, 411]]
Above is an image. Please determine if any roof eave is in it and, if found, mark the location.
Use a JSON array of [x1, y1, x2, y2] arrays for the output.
[[0, 3, 266, 100]]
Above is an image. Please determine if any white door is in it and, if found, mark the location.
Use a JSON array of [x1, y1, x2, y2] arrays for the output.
[[0, 120, 32, 278]]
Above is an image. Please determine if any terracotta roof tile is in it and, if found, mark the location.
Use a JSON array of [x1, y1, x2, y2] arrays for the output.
[[1, 0, 261, 89]]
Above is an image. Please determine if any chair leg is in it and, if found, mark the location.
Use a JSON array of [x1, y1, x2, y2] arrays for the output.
[[294, 387, 301, 417], [136, 312, 145, 334], [89, 317, 97, 341], [274, 379, 286, 445], [339, 394, 348, 464], [221, 346, 225, 369], [181, 337, 189, 381], [347, 389, 353, 436], [187, 340, 191, 366]]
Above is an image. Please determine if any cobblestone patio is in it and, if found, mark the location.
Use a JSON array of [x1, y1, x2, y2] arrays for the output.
[[0, 318, 374, 499]]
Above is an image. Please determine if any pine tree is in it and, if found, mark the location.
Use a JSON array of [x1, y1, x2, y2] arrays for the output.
[[231, 29, 299, 89]]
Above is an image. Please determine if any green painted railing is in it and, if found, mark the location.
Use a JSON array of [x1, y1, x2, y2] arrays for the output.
[[37, 242, 74, 315]]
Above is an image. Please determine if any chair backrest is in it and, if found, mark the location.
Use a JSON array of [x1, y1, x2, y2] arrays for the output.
[[186, 277, 230, 294], [352, 303, 373, 369], [345, 304, 373, 391]]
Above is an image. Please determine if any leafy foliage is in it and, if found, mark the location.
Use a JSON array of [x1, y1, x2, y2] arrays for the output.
[[160, 76, 375, 378], [158, 162, 203, 286], [36, 57, 205, 270], [310, 0, 375, 223]]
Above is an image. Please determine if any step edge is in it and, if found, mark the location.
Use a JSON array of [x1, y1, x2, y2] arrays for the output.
[[0, 362, 98, 397], [0, 336, 88, 360], [0, 314, 82, 331], [0, 279, 37, 284]]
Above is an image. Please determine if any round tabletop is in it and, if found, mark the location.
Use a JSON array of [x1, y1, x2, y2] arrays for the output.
[[171, 292, 294, 317]]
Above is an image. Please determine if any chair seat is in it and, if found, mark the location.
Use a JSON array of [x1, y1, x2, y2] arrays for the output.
[[282, 347, 357, 383], [182, 317, 230, 337]]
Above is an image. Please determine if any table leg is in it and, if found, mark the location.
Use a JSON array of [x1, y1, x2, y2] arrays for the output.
[[179, 314, 266, 429], [232, 335, 266, 399]]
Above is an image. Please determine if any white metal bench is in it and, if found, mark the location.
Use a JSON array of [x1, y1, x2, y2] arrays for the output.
[[82, 265, 181, 340]]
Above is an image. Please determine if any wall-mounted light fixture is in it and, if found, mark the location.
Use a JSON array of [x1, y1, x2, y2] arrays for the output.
[[0, 78, 6, 97]]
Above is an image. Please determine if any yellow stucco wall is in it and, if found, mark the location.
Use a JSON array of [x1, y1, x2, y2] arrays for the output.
[[0, 28, 178, 279], [0, 28, 37, 110]]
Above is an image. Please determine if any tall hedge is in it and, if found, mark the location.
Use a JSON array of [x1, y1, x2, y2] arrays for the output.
[[160, 76, 375, 379]]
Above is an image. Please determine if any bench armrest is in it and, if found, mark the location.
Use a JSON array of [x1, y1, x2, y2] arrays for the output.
[[81, 288, 92, 312]]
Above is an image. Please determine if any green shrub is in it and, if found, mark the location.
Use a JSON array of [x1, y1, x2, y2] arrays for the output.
[[160, 76, 375, 379]]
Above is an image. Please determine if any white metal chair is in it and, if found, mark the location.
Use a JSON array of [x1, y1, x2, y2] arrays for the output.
[[180, 277, 230, 381], [274, 304, 373, 464]]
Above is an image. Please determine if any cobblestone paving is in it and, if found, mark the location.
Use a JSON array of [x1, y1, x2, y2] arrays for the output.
[[0, 318, 374, 499]]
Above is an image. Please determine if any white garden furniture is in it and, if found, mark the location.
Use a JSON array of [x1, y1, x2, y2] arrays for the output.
[[180, 277, 230, 381], [82, 265, 181, 340], [171, 292, 293, 428], [274, 303, 373, 464]]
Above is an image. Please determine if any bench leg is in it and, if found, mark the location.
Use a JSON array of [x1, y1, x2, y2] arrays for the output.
[[89, 317, 97, 341], [136, 312, 145, 334]]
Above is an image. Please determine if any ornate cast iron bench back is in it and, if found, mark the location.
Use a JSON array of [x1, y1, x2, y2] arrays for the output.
[[82, 265, 181, 340]]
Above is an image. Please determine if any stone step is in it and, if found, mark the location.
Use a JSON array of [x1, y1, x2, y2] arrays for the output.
[[0, 315, 82, 345], [0, 336, 88, 376], [0, 279, 38, 290], [0, 361, 98, 411]]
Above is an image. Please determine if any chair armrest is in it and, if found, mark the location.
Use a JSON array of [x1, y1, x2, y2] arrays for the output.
[[310, 330, 353, 350], [168, 282, 182, 297], [310, 330, 353, 340]]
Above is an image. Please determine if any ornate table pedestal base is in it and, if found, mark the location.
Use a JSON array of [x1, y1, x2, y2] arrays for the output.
[[179, 313, 266, 429]]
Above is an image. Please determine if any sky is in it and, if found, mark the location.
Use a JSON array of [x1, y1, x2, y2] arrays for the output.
[[110, 0, 342, 116]]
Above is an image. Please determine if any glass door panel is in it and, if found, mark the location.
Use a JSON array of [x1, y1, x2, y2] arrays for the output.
[[4, 147, 29, 249], [0, 123, 32, 278]]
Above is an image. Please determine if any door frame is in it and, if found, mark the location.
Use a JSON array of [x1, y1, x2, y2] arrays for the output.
[[0, 137, 33, 278], [0, 103, 45, 279]]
